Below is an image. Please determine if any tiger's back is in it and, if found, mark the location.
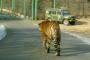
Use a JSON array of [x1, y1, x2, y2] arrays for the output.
[[38, 20, 60, 40]]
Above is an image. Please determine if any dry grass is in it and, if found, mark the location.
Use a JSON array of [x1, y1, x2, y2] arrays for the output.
[[60, 18, 90, 37]]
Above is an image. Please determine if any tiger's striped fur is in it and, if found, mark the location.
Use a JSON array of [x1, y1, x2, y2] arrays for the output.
[[38, 20, 61, 56]]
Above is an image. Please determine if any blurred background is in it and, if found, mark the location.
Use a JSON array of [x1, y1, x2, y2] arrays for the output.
[[0, 0, 90, 20]]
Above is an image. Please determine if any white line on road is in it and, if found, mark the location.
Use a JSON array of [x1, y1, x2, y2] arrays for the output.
[[62, 30, 90, 45]]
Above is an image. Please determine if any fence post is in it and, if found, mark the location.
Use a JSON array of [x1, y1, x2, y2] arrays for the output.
[[35, 0, 38, 20], [0, 0, 2, 13], [24, 0, 26, 18], [32, 0, 35, 20], [32, 0, 38, 20], [53, 0, 56, 8], [12, 0, 15, 15]]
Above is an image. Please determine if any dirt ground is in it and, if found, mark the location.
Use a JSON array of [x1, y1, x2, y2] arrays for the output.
[[60, 18, 90, 38]]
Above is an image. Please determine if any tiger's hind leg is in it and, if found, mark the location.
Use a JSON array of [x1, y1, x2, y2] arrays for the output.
[[54, 38, 60, 56], [41, 33, 47, 49], [43, 39, 50, 53], [56, 42, 60, 56], [42, 33, 50, 53], [46, 41, 50, 53]]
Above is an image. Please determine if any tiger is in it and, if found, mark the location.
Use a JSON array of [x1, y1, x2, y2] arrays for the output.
[[38, 20, 61, 56]]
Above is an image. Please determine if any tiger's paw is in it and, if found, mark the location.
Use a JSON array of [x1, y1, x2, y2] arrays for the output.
[[46, 48, 50, 53], [55, 52, 60, 56]]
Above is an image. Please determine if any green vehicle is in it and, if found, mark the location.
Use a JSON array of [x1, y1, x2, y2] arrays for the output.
[[45, 8, 76, 25]]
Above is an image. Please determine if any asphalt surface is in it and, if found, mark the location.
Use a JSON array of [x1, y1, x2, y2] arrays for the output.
[[0, 20, 90, 60]]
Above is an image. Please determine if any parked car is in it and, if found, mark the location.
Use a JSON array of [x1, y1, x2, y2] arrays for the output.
[[45, 8, 76, 25]]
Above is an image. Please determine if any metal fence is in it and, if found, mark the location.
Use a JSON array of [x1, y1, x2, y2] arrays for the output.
[[0, 0, 32, 19], [0, 0, 90, 20]]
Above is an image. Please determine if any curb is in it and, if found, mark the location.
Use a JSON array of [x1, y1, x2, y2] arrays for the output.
[[0, 25, 7, 40]]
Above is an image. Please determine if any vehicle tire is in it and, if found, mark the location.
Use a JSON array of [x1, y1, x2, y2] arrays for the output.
[[63, 20, 69, 25], [70, 21, 76, 25]]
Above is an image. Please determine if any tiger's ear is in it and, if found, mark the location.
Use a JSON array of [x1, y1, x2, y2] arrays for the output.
[[38, 22, 41, 27], [37, 20, 42, 26], [38, 23, 40, 25], [38, 23, 41, 31], [37, 21, 40, 25]]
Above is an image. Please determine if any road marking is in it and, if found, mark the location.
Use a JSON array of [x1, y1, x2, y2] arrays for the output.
[[62, 30, 90, 45]]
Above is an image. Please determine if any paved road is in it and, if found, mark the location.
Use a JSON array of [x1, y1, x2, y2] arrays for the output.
[[0, 20, 90, 60]]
